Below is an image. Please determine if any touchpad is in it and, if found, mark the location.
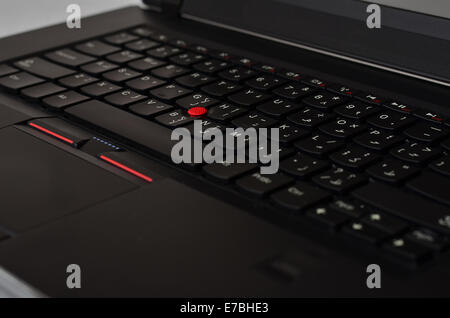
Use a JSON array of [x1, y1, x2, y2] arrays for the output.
[[0, 126, 136, 232]]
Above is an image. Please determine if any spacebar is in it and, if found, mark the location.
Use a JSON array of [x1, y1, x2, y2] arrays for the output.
[[65, 100, 175, 158], [353, 182, 450, 235]]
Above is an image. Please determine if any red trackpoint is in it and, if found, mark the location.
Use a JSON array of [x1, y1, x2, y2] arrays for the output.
[[188, 106, 207, 117]]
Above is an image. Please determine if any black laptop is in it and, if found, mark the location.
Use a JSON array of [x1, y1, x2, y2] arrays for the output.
[[0, 0, 449, 298]]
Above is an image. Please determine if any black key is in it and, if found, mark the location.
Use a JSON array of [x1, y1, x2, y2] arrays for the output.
[[129, 99, 173, 117], [80, 60, 118, 74], [319, 118, 366, 138], [313, 167, 366, 192], [106, 50, 143, 64], [58, 73, 98, 88], [302, 92, 347, 110], [281, 153, 329, 178], [149, 32, 170, 43], [384, 100, 414, 114], [248, 143, 295, 162], [343, 222, 389, 244], [353, 182, 450, 235], [0, 72, 44, 90], [367, 158, 418, 183], [190, 44, 209, 54], [361, 212, 409, 234], [104, 89, 146, 107], [0, 64, 18, 76], [219, 67, 256, 82], [170, 39, 189, 48], [14, 57, 74, 79], [406, 228, 447, 251], [277, 69, 301, 81], [232, 112, 277, 129], [383, 237, 431, 262], [207, 103, 247, 121], [295, 134, 343, 156], [232, 57, 254, 67], [404, 122, 449, 142], [125, 39, 159, 52], [201, 80, 242, 97], [267, 122, 309, 144], [334, 101, 379, 119], [103, 67, 141, 82], [407, 171, 450, 206], [330, 147, 379, 169], [170, 52, 205, 66], [287, 107, 335, 128], [186, 120, 225, 139], [273, 83, 315, 100], [228, 89, 271, 106], [147, 45, 182, 58], [390, 141, 440, 164], [45, 49, 95, 67], [327, 83, 356, 96], [175, 72, 216, 88], [210, 50, 233, 61], [104, 32, 138, 45], [302, 77, 327, 88], [430, 156, 450, 176], [256, 99, 302, 117], [246, 75, 285, 91], [21, 82, 65, 100], [203, 162, 258, 182], [354, 92, 384, 105], [130, 27, 154, 37], [414, 110, 446, 124], [151, 64, 189, 79], [328, 199, 367, 217], [126, 75, 165, 92], [65, 100, 176, 159], [253, 63, 277, 74], [176, 93, 218, 109], [193, 60, 229, 74], [150, 84, 192, 101], [80, 80, 121, 96], [75, 40, 120, 56], [155, 109, 194, 127], [128, 57, 166, 72], [368, 111, 415, 130], [271, 182, 330, 211], [43, 91, 89, 109], [354, 128, 404, 151], [306, 206, 349, 230], [236, 172, 293, 197]]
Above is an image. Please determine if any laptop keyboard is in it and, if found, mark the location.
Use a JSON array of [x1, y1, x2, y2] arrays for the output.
[[1, 26, 450, 265]]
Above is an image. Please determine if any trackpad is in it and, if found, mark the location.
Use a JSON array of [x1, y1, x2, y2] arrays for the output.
[[0, 127, 136, 232]]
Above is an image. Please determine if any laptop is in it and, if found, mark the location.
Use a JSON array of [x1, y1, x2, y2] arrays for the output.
[[0, 0, 449, 297]]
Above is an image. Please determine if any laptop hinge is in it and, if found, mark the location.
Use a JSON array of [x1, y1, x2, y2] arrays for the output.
[[142, 0, 182, 15]]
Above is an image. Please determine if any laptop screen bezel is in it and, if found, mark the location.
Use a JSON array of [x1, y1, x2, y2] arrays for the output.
[[176, 0, 450, 86]]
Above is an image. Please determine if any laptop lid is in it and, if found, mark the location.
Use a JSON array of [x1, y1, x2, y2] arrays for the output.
[[176, 0, 450, 87]]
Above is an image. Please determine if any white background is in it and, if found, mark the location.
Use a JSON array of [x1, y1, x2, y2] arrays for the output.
[[0, 0, 142, 38]]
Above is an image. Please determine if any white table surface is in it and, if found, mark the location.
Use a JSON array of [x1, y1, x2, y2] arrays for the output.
[[0, 0, 143, 39]]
